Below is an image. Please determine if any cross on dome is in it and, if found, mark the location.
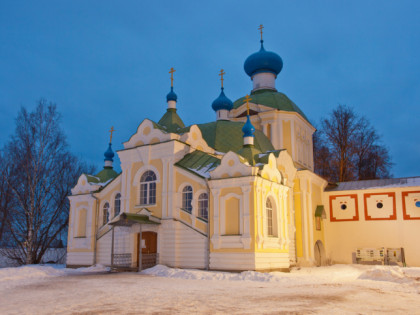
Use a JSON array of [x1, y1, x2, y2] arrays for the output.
[[219, 69, 226, 88], [109, 126, 115, 144], [258, 24, 264, 41], [169, 67, 176, 87], [244, 94, 252, 115]]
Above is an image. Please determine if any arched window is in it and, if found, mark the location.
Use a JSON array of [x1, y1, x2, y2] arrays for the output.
[[266, 198, 277, 237], [103, 202, 110, 226], [182, 186, 193, 213], [140, 171, 157, 205], [198, 193, 208, 220], [114, 193, 121, 217]]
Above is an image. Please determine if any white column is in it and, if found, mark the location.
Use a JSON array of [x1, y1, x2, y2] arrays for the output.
[[210, 189, 221, 249], [301, 186, 309, 261], [167, 159, 174, 218], [162, 157, 170, 218], [241, 186, 251, 249], [307, 182, 314, 261], [256, 185, 263, 249], [282, 188, 289, 249]]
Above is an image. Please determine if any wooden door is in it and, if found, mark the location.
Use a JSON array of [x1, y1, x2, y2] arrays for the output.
[[137, 231, 157, 269], [142, 231, 157, 254]]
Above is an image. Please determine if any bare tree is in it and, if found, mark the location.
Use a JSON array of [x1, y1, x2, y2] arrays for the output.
[[0, 150, 14, 245], [0, 100, 94, 265], [313, 129, 333, 180], [315, 105, 392, 182]]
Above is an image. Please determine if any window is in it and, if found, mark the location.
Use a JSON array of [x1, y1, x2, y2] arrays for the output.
[[114, 193, 121, 217], [103, 202, 110, 226], [140, 171, 157, 205], [182, 186, 193, 213], [198, 193, 208, 220], [266, 199, 273, 236]]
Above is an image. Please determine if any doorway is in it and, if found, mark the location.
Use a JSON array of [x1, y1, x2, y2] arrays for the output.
[[314, 240, 326, 267], [137, 231, 157, 269]]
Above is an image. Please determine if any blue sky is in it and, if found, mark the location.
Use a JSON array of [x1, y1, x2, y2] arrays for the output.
[[1, 1, 419, 177]]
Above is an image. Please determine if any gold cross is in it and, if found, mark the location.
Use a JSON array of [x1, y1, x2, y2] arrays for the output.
[[258, 24, 264, 41], [169, 67, 176, 87], [109, 126, 115, 143], [219, 69, 226, 88], [244, 94, 252, 115]]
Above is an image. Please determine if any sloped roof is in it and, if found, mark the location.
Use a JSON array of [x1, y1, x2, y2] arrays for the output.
[[326, 176, 420, 191], [158, 108, 185, 133], [188, 120, 274, 154], [85, 168, 119, 188], [233, 89, 310, 124], [175, 150, 221, 178]]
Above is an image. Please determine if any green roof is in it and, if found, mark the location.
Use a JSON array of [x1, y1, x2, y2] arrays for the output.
[[237, 145, 261, 166], [175, 150, 221, 178], [233, 90, 311, 123], [157, 108, 185, 133], [91, 167, 119, 184], [189, 120, 274, 154], [315, 205, 326, 218], [109, 213, 160, 226]]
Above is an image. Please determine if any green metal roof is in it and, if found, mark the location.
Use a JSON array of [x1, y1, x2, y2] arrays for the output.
[[257, 149, 283, 165], [108, 213, 160, 226], [236, 145, 262, 166], [94, 167, 119, 184], [233, 89, 311, 123], [175, 150, 221, 178], [157, 108, 185, 133], [190, 120, 274, 154], [315, 205, 326, 218]]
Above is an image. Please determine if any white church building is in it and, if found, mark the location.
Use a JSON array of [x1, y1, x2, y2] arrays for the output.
[[66, 29, 420, 271]]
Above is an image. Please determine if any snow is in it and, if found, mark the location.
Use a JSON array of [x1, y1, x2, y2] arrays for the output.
[[1, 264, 420, 314], [0, 264, 109, 289]]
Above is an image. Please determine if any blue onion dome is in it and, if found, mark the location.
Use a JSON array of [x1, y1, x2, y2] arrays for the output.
[[166, 87, 177, 102], [244, 40, 283, 77], [104, 143, 114, 161], [212, 88, 233, 112], [242, 115, 255, 138]]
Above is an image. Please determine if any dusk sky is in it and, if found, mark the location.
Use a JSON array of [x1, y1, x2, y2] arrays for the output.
[[1, 1, 419, 178]]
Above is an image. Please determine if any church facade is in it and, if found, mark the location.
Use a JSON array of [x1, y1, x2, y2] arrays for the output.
[[66, 31, 420, 271]]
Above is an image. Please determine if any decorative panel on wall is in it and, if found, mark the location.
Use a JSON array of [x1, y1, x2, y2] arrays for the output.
[[363, 192, 396, 220], [329, 194, 359, 222], [402, 191, 420, 220]]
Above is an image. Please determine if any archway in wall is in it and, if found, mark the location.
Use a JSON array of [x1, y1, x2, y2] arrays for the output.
[[314, 240, 326, 267]]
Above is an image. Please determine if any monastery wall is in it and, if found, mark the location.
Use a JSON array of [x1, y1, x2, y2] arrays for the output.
[[324, 186, 420, 266]]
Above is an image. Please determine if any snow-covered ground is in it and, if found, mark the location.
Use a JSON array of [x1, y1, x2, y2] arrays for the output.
[[0, 264, 419, 314]]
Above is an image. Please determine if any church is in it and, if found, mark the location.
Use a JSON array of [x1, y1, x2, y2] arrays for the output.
[[66, 27, 420, 271]]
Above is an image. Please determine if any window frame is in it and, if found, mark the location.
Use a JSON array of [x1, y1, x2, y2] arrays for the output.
[[198, 192, 209, 220], [114, 193, 121, 217], [139, 171, 157, 206], [266, 198, 274, 236], [103, 202, 110, 226], [182, 185, 193, 213]]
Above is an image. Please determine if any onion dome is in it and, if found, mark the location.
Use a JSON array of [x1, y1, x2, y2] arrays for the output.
[[242, 115, 255, 138], [244, 40, 283, 77], [212, 88, 233, 112], [104, 143, 114, 162], [166, 86, 177, 102]]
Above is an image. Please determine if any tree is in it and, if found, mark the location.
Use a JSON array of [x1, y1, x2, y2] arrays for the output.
[[314, 105, 392, 182], [0, 100, 94, 265], [0, 150, 14, 246]]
